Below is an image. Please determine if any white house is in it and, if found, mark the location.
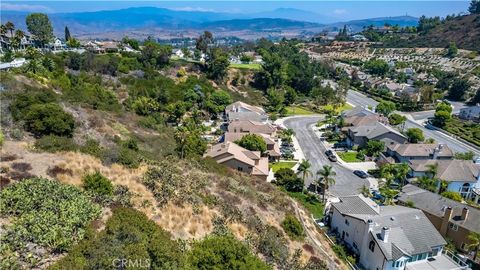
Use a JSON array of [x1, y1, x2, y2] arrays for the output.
[[329, 195, 468, 270], [458, 105, 480, 122], [173, 49, 184, 58], [409, 159, 480, 201], [49, 37, 66, 51]]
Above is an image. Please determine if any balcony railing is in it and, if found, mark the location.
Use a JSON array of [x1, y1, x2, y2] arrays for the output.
[[442, 249, 470, 270]]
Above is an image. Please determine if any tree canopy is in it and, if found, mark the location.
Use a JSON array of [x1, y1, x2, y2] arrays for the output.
[[236, 133, 267, 153], [26, 13, 54, 44]]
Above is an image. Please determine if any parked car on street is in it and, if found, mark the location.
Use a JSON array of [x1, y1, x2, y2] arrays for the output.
[[327, 155, 337, 162], [353, 170, 368, 178]]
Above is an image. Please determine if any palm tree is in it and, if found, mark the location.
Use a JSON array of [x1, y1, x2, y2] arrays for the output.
[[467, 232, 480, 261], [174, 126, 190, 159], [0, 25, 7, 36], [317, 165, 336, 203], [297, 159, 313, 182], [395, 163, 410, 187], [426, 163, 438, 179], [416, 175, 437, 192], [5, 21, 14, 37]]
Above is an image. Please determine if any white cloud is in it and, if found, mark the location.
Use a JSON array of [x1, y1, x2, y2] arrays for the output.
[[171, 7, 215, 12], [333, 9, 348, 15], [1, 3, 53, 12]]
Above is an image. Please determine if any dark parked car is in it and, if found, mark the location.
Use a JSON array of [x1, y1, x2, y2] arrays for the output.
[[325, 150, 333, 156], [333, 142, 349, 149], [353, 170, 368, 179]]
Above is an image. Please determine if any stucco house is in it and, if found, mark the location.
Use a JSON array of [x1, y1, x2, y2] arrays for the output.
[[223, 132, 280, 161], [225, 101, 268, 122], [204, 142, 269, 180], [346, 122, 408, 148], [227, 120, 276, 137], [385, 143, 454, 163], [398, 184, 480, 252], [408, 159, 480, 201], [329, 194, 468, 270]]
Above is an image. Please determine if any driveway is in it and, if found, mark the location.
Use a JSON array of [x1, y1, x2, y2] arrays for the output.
[[283, 116, 369, 197]]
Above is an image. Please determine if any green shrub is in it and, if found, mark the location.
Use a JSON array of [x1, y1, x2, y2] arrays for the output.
[[79, 138, 104, 158], [441, 191, 463, 202], [0, 178, 100, 255], [34, 135, 78, 152], [281, 214, 304, 240], [23, 103, 75, 137], [274, 168, 304, 192], [9, 87, 58, 121], [235, 133, 267, 153], [117, 147, 141, 168], [188, 235, 271, 270], [51, 207, 185, 270], [82, 171, 113, 196], [0, 131, 4, 146]]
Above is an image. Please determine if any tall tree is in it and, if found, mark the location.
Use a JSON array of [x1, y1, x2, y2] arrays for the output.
[[5, 21, 14, 37], [469, 0, 480, 14], [26, 13, 54, 46], [64, 26, 71, 41], [297, 159, 313, 183], [317, 165, 336, 203], [196, 31, 213, 54]]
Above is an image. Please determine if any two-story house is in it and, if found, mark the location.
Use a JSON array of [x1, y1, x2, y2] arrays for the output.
[[346, 122, 408, 148], [385, 143, 454, 163], [223, 132, 280, 161], [329, 194, 468, 270], [204, 142, 269, 180], [408, 159, 480, 200], [398, 184, 480, 252], [225, 101, 268, 122]]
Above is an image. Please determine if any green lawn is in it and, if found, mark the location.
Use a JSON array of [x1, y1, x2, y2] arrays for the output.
[[337, 151, 362, 162], [441, 117, 480, 147], [285, 106, 316, 116], [319, 103, 353, 114], [287, 191, 325, 219], [270, 161, 296, 172], [229, 63, 262, 70]]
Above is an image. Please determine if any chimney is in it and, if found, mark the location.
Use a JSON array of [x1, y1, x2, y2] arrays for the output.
[[461, 207, 469, 221], [381, 227, 390, 243], [440, 207, 453, 236], [367, 219, 374, 232]]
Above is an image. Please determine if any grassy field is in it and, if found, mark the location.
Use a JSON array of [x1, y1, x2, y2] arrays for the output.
[[337, 151, 362, 163], [229, 63, 262, 70], [287, 191, 325, 219], [270, 161, 296, 172], [319, 103, 353, 114], [285, 106, 317, 116]]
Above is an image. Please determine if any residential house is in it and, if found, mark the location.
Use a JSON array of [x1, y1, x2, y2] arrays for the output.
[[408, 159, 480, 200], [225, 101, 268, 122], [459, 106, 480, 122], [49, 37, 66, 51], [173, 49, 184, 58], [223, 132, 280, 161], [227, 120, 276, 137], [386, 143, 454, 163], [204, 142, 269, 180], [346, 122, 408, 148], [398, 184, 480, 253], [329, 194, 467, 270]]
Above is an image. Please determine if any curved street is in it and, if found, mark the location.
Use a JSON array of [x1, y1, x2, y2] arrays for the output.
[[283, 116, 369, 197]]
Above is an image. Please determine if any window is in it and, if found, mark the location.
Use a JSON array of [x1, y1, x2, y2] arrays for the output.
[[369, 240, 375, 252], [353, 242, 358, 249], [449, 223, 458, 231], [237, 167, 243, 172], [345, 219, 350, 226]]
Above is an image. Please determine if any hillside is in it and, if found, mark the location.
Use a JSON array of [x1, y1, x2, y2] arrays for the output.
[[383, 14, 480, 51], [328, 16, 418, 32], [0, 49, 346, 269], [201, 18, 322, 31]]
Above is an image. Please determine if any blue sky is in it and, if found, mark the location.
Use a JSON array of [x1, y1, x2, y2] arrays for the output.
[[1, 1, 470, 21]]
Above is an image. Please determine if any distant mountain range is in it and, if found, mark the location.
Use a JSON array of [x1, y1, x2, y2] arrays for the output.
[[1, 7, 419, 39]]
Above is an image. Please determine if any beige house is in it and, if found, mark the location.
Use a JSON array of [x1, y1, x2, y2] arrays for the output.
[[225, 101, 267, 122], [398, 184, 480, 254], [205, 142, 269, 180], [346, 122, 408, 148], [386, 143, 454, 163], [227, 120, 276, 137], [224, 132, 280, 161]]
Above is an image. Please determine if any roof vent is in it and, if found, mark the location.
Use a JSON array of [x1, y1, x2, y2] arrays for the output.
[[390, 216, 395, 221], [415, 215, 420, 220]]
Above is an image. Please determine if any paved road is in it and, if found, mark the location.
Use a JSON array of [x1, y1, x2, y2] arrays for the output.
[[346, 90, 480, 157], [284, 116, 369, 197]]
